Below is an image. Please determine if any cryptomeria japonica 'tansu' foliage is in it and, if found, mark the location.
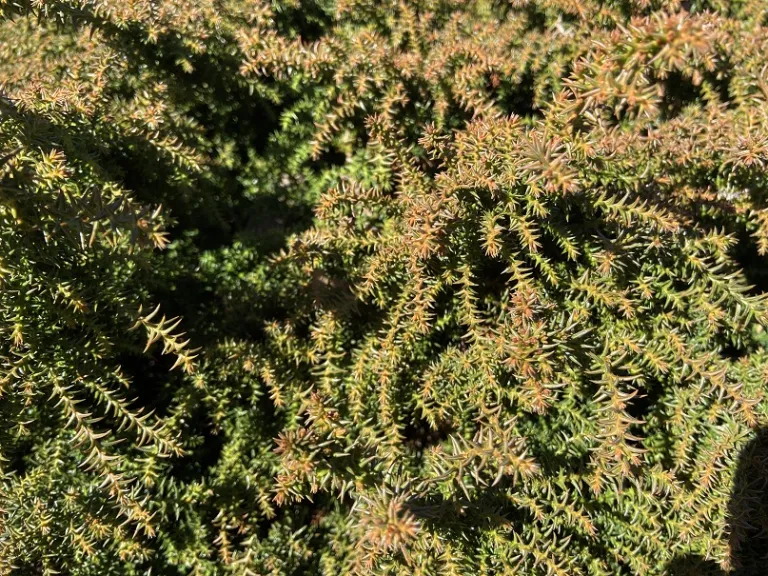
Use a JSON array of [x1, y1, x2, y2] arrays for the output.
[[2, 0, 768, 574]]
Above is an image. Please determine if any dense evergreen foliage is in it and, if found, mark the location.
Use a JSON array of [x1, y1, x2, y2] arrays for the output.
[[2, 0, 768, 574]]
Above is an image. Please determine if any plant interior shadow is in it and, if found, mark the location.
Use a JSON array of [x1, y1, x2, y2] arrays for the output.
[[667, 427, 768, 575]]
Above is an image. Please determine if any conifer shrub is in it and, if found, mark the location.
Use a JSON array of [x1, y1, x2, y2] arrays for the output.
[[2, 0, 768, 575], [0, 68, 185, 576], [0, 10, 202, 572]]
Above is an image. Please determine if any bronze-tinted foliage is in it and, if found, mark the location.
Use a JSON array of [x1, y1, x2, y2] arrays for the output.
[[3, 0, 768, 575], [272, 105, 768, 572]]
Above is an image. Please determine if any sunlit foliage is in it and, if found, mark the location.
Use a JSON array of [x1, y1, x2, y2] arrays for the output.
[[2, 0, 768, 574]]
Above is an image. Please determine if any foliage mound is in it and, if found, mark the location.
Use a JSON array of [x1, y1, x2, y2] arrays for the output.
[[2, 0, 768, 574]]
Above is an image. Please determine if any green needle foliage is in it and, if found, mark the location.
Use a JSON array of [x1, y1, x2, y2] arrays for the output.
[[2, 0, 768, 574]]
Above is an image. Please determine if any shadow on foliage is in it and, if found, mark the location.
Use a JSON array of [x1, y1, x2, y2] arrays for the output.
[[4, 5, 342, 491], [408, 427, 768, 575], [667, 427, 768, 575], [10, 2, 336, 254]]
